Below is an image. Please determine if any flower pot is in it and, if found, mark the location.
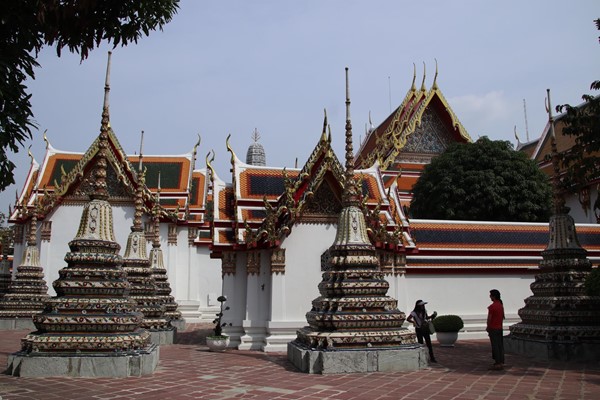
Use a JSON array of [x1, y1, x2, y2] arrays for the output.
[[436, 331, 458, 347], [206, 336, 229, 352]]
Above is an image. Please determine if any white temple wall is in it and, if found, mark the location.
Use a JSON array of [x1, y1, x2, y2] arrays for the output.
[[260, 223, 335, 351], [278, 223, 335, 320], [239, 250, 271, 350], [179, 245, 223, 321], [387, 273, 534, 338], [222, 253, 249, 347]]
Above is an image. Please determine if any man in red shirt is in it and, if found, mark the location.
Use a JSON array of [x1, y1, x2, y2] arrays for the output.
[[487, 289, 505, 370]]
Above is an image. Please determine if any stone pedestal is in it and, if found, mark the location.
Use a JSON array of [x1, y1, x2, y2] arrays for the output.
[[7, 345, 159, 377], [288, 341, 428, 374], [0, 318, 36, 330], [150, 328, 176, 345], [505, 335, 600, 362]]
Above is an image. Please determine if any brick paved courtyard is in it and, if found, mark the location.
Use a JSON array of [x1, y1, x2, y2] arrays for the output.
[[0, 323, 598, 399]]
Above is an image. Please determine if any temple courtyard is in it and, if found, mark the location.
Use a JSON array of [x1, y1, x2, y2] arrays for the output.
[[0, 324, 596, 399]]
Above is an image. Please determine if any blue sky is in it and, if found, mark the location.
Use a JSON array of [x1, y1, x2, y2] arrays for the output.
[[2, 0, 599, 215]]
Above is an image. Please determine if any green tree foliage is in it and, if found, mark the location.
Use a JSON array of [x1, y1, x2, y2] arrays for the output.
[[409, 137, 552, 222], [555, 18, 600, 197], [0, 0, 179, 191]]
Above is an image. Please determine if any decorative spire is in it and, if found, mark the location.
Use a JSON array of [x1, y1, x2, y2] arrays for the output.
[[138, 130, 144, 172], [545, 88, 565, 214], [91, 51, 112, 201], [27, 145, 34, 164], [420, 62, 427, 92], [343, 67, 359, 207], [321, 108, 328, 141], [27, 203, 38, 247], [132, 167, 145, 232], [153, 172, 161, 248], [43, 129, 49, 149], [411, 63, 417, 92], [432, 58, 439, 90]]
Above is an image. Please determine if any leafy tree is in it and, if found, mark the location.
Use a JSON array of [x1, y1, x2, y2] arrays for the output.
[[555, 18, 600, 198], [0, 0, 179, 191], [410, 137, 552, 222]]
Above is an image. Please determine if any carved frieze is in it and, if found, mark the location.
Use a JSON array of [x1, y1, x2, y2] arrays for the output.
[[270, 248, 285, 275], [187, 226, 197, 246], [168, 224, 178, 245], [13, 224, 24, 245], [246, 251, 260, 275], [222, 251, 236, 276], [40, 221, 52, 242]]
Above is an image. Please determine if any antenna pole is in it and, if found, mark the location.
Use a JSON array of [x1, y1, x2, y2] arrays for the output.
[[523, 99, 530, 142]]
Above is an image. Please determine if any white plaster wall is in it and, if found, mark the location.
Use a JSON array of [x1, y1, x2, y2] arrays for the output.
[[183, 246, 222, 307], [278, 222, 337, 322], [394, 274, 533, 320]]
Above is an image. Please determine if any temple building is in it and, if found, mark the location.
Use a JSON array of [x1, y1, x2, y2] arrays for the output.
[[517, 96, 600, 224], [7, 63, 600, 355]]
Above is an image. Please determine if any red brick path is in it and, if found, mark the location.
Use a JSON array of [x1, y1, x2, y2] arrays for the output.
[[0, 323, 598, 399]]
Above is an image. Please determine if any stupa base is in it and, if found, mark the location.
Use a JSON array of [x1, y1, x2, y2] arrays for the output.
[[287, 340, 428, 374], [149, 328, 176, 345], [505, 335, 600, 362], [170, 318, 186, 332], [6, 344, 159, 377], [0, 318, 36, 331]]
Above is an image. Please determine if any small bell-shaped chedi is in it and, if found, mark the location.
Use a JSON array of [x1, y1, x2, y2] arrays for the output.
[[245, 128, 266, 166], [121, 163, 173, 344], [0, 222, 12, 297], [506, 90, 600, 361], [7, 52, 158, 377], [149, 180, 185, 331], [0, 205, 49, 330], [288, 69, 424, 374]]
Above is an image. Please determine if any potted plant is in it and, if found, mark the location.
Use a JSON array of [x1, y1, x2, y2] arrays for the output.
[[432, 314, 464, 347], [206, 295, 232, 351]]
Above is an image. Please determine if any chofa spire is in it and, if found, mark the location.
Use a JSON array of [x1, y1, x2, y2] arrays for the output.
[[91, 51, 112, 201], [342, 67, 359, 207]]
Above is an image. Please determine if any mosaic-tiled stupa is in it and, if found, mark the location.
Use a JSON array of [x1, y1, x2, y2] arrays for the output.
[[0, 222, 12, 297], [149, 186, 185, 331], [121, 166, 172, 344], [0, 207, 49, 330], [506, 90, 600, 361], [7, 52, 158, 377], [288, 69, 423, 374]]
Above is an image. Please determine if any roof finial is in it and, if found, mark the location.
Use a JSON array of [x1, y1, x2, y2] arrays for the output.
[[420, 62, 427, 92], [251, 128, 260, 143], [343, 67, 358, 206], [27, 145, 34, 164], [411, 63, 417, 91], [138, 130, 144, 173], [103, 51, 112, 120], [321, 108, 328, 141], [42, 129, 49, 149], [432, 58, 439, 90], [514, 125, 521, 145]]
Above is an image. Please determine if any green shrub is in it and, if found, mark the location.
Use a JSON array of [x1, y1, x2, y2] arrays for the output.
[[432, 314, 464, 332], [585, 268, 600, 296]]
